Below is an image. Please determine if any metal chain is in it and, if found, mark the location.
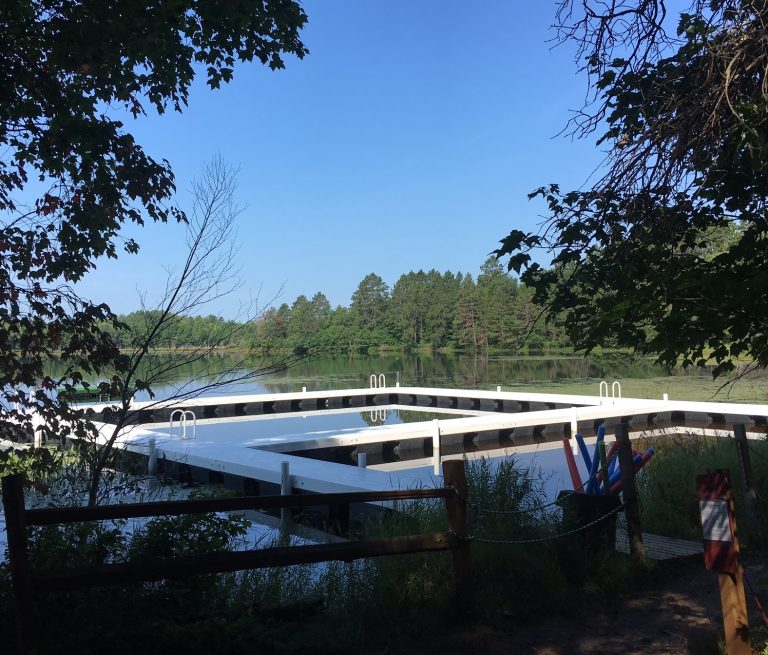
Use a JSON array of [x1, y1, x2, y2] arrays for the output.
[[464, 502, 626, 545]]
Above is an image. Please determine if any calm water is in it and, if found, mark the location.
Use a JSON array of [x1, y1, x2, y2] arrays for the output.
[[75, 352, 766, 403]]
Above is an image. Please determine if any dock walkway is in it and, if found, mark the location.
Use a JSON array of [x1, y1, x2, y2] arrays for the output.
[[104, 424, 436, 495], [93, 385, 767, 497]]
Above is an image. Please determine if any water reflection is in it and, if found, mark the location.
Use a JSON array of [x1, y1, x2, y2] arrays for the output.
[[44, 352, 768, 402]]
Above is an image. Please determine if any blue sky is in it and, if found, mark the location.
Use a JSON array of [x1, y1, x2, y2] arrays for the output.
[[78, 1, 605, 317]]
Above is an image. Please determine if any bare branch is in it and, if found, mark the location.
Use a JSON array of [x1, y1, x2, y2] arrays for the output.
[[86, 157, 304, 505]]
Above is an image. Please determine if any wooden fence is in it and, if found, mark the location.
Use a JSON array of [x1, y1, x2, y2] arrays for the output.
[[1, 459, 470, 654]]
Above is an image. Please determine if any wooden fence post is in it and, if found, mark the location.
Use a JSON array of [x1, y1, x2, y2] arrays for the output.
[[616, 424, 645, 560], [443, 459, 471, 609], [2, 474, 32, 654], [279, 461, 293, 545], [733, 424, 760, 542]]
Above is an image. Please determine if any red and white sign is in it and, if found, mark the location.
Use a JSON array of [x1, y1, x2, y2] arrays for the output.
[[697, 470, 738, 573]]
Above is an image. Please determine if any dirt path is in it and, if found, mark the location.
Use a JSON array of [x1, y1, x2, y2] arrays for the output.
[[385, 553, 768, 655]]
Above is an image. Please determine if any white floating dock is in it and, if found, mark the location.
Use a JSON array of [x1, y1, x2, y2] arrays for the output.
[[90, 385, 767, 497], [100, 423, 438, 495]]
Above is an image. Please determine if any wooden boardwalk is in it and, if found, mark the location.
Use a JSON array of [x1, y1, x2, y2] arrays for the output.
[[616, 527, 703, 560]]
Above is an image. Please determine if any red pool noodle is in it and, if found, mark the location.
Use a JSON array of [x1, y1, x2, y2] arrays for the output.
[[562, 438, 584, 492]]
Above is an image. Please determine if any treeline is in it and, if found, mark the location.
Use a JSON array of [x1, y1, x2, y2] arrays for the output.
[[108, 259, 570, 355]]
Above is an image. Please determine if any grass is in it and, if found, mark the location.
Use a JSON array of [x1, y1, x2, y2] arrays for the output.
[[634, 432, 768, 545], [633, 431, 768, 655], [500, 374, 768, 402]]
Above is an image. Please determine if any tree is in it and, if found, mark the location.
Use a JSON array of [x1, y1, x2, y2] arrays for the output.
[[256, 303, 291, 349], [88, 158, 301, 505], [496, 1, 768, 376], [453, 274, 484, 351], [477, 257, 517, 350], [389, 271, 429, 350], [350, 273, 390, 332], [0, 1, 307, 478], [423, 270, 460, 349]]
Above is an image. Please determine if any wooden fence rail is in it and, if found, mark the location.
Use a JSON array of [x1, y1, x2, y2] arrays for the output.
[[1, 459, 470, 655]]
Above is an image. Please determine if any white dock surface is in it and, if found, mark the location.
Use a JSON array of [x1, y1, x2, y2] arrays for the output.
[[94, 385, 767, 496], [104, 423, 440, 494]]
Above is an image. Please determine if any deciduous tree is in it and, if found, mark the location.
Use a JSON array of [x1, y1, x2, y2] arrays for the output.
[[496, 1, 768, 376], [0, 0, 307, 487]]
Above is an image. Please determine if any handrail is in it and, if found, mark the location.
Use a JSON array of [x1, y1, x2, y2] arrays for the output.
[[369, 373, 386, 389], [169, 409, 196, 439], [599, 380, 622, 402]]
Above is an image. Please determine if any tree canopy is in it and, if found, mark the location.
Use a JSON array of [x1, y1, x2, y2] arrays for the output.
[[495, 0, 768, 377], [0, 0, 307, 440], [241, 259, 564, 355]]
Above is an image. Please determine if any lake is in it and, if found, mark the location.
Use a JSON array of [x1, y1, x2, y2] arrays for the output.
[[119, 352, 768, 404]]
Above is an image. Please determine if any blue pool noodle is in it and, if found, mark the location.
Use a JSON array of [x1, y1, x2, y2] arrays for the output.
[[604, 452, 618, 494], [586, 424, 606, 494], [575, 433, 592, 476], [608, 450, 618, 477], [607, 452, 644, 488]]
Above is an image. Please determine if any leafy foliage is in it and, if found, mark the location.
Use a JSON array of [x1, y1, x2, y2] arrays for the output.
[[496, 1, 768, 377], [0, 0, 307, 480]]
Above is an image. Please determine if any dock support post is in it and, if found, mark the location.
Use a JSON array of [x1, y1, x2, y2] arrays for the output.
[[280, 461, 291, 532], [570, 407, 579, 455], [443, 460, 471, 611], [148, 438, 157, 475], [616, 424, 644, 560], [733, 424, 760, 541], [2, 474, 32, 655], [432, 419, 442, 476], [357, 452, 367, 468]]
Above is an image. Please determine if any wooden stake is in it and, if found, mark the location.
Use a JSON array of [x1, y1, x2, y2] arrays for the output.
[[719, 564, 751, 655], [698, 469, 751, 655], [616, 424, 644, 560], [733, 424, 760, 542]]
